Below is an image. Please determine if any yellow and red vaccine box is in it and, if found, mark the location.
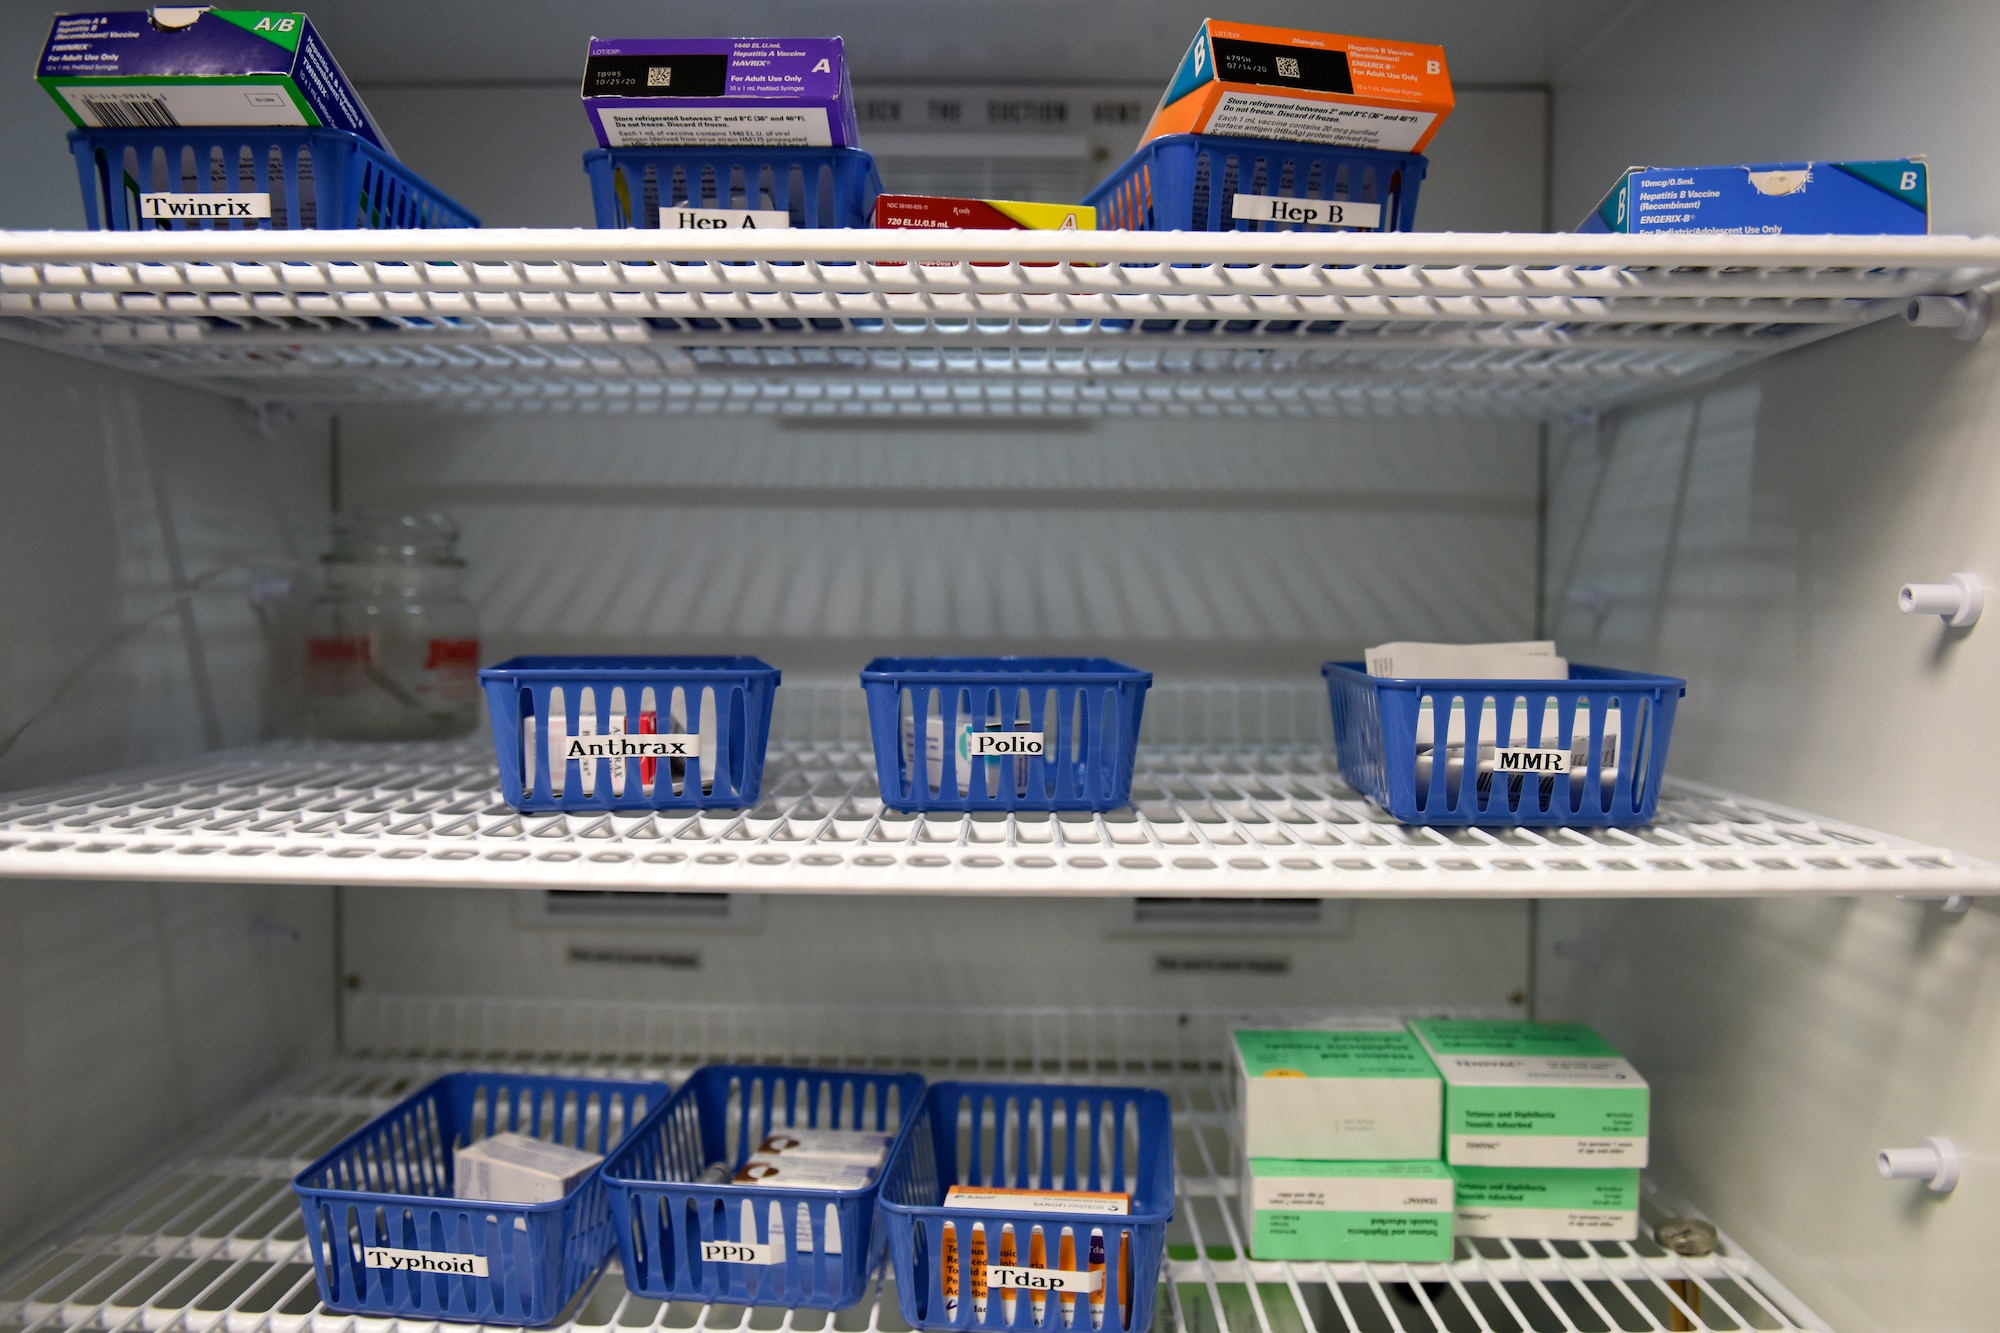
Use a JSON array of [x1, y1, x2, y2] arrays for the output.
[[873, 195, 1095, 230], [1143, 20, 1453, 154]]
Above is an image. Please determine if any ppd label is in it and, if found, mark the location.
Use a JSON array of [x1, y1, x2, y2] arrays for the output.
[[701, 1240, 783, 1265]]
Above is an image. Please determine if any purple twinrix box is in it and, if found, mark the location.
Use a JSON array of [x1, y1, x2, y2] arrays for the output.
[[37, 9, 391, 154], [580, 37, 858, 148]]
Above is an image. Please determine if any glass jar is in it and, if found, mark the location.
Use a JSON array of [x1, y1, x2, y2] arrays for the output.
[[304, 510, 480, 740]]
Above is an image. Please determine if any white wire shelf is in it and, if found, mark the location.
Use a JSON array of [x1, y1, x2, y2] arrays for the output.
[[2, 229, 1997, 418], [0, 737, 1989, 897], [0, 1020, 1832, 1333]]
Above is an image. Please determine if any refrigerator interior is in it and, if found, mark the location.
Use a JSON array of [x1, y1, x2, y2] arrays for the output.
[[3, 4, 2000, 1333]]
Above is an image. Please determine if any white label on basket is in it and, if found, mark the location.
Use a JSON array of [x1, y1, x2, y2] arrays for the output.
[[986, 1266, 1104, 1293], [1493, 748, 1571, 775], [562, 734, 700, 760], [702, 1240, 784, 1265], [1204, 91, 1434, 152], [364, 1247, 488, 1277], [666, 208, 793, 229], [965, 730, 1044, 758], [139, 192, 272, 221], [1228, 193, 1381, 230]]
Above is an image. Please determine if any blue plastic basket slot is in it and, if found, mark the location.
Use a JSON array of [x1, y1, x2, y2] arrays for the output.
[[859, 658, 1152, 813], [69, 127, 477, 231], [480, 656, 781, 813], [1083, 133, 1424, 233], [603, 1065, 928, 1310], [584, 147, 881, 229], [1321, 661, 1687, 827], [291, 1072, 667, 1326], [880, 1081, 1175, 1333]]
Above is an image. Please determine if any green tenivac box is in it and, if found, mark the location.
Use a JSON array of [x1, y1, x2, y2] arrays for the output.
[[1232, 1020, 1441, 1160], [1409, 1020, 1648, 1167], [1242, 1159, 1454, 1262], [1450, 1165, 1640, 1240]]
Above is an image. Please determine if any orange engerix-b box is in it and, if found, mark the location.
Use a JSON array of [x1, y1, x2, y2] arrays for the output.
[[1143, 20, 1454, 154]]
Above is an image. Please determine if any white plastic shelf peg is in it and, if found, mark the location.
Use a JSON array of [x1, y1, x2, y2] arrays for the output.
[[1878, 1136, 1962, 1192], [1898, 572, 1983, 627]]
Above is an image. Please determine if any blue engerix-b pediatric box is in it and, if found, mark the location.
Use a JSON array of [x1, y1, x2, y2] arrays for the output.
[[38, 9, 390, 153], [1579, 160, 1928, 235]]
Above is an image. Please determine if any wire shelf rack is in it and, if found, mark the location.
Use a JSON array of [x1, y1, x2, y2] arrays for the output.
[[0, 1003, 1831, 1333], [2, 229, 1996, 418], [0, 735, 1988, 897]]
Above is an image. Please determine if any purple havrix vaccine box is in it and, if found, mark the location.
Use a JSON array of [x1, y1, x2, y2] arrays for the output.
[[579, 36, 859, 148]]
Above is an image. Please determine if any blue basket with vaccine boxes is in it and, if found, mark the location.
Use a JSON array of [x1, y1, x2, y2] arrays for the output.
[[1083, 132, 1424, 232], [291, 1071, 668, 1326], [860, 657, 1152, 813], [584, 147, 881, 228], [480, 656, 781, 812], [69, 127, 478, 230], [880, 1081, 1176, 1333], [1321, 661, 1687, 827], [602, 1065, 929, 1310]]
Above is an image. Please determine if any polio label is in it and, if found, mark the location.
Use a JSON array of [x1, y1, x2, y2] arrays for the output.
[[964, 730, 1044, 758]]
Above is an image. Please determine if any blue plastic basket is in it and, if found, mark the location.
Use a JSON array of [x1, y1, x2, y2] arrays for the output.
[[481, 656, 781, 812], [69, 127, 477, 231], [603, 1065, 928, 1310], [1321, 661, 1687, 827], [880, 1082, 1175, 1333], [860, 657, 1152, 813], [291, 1071, 668, 1326], [1083, 133, 1423, 232], [585, 147, 880, 228]]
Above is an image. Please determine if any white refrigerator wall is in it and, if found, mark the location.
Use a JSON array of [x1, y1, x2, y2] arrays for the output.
[[0, 343, 338, 1265], [1543, 6, 2000, 1331]]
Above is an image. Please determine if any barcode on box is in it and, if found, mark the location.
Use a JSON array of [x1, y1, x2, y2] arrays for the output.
[[647, 66, 672, 87], [81, 95, 178, 128]]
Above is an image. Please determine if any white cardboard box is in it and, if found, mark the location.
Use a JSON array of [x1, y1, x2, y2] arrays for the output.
[[1232, 1019, 1443, 1161], [454, 1133, 602, 1205]]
